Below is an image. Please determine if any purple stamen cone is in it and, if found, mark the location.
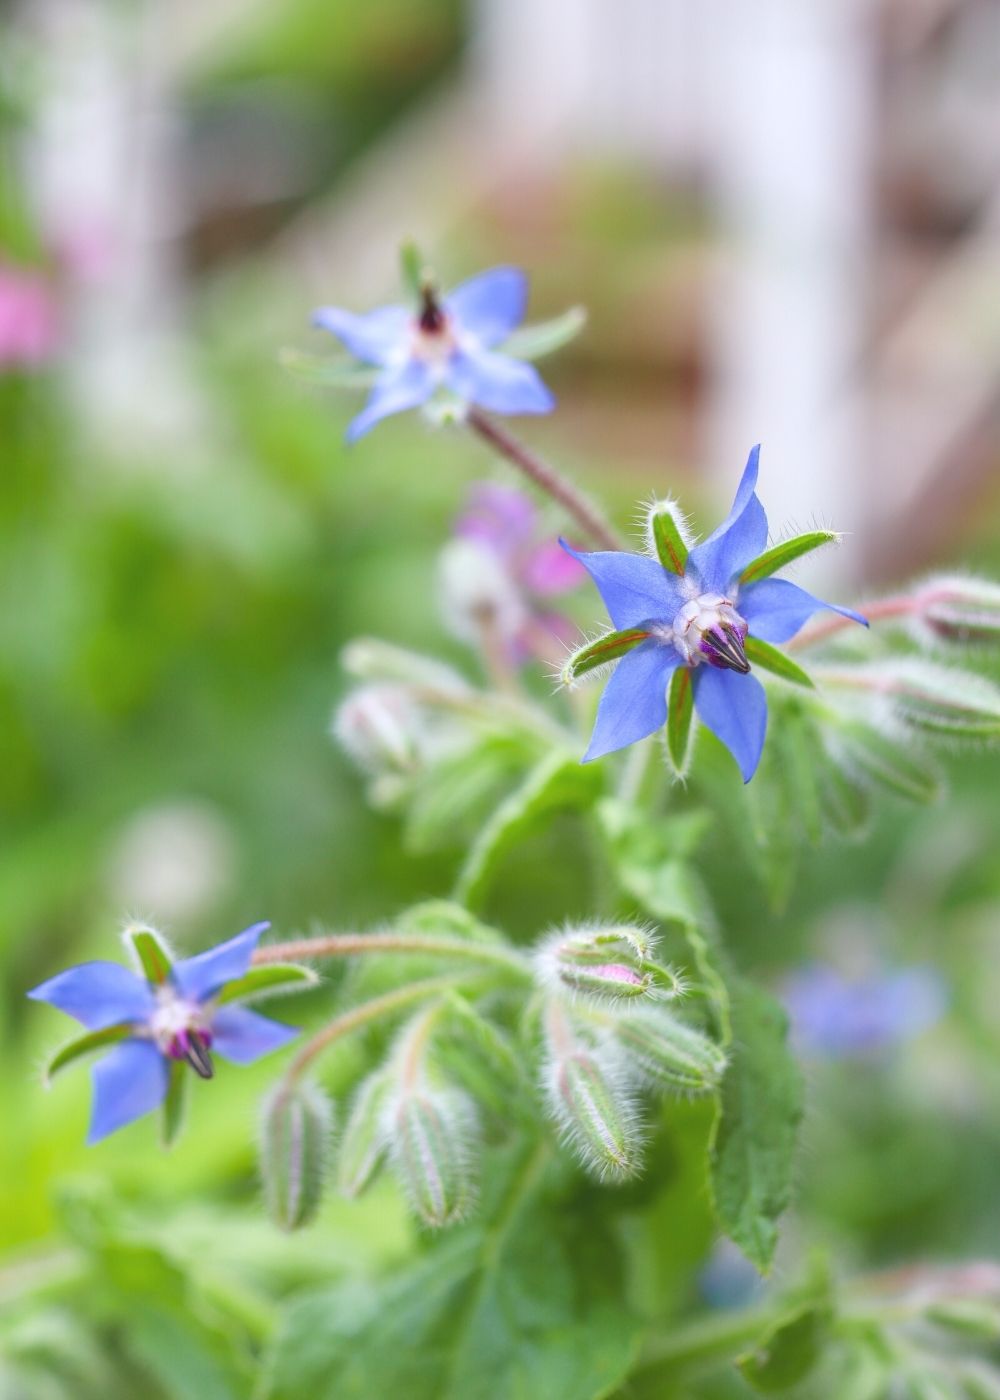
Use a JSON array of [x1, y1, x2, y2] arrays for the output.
[[27, 922, 298, 1144], [699, 620, 750, 673]]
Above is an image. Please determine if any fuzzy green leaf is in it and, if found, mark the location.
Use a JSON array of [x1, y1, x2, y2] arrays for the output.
[[737, 1300, 832, 1392], [262, 1144, 639, 1400], [562, 629, 651, 684], [710, 979, 803, 1273], [279, 348, 378, 389], [739, 531, 839, 586], [500, 306, 587, 361], [457, 751, 603, 909], [650, 506, 689, 575], [745, 637, 814, 689], [45, 1024, 132, 1083], [126, 926, 173, 985], [216, 964, 318, 1005], [665, 667, 694, 775]]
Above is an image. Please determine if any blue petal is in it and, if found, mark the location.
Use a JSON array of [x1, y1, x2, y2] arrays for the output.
[[311, 305, 410, 365], [583, 642, 681, 762], [693, 666, 768, 784], [562, 541, 683, 630], [173, 922, 269, 1003], [446, 348, 554, 415], [28, 962, 154, 1031], [346, 359, 434, 441], [87, 1038, 169, 1144], [687, 446, 769, 594], [210, 1006, 298, 1065], [740, 578, 868, 644], [444, 267, 527, 347]]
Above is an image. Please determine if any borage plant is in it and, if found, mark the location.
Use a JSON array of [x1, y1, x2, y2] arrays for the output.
[[30, 245, 1000, 1399]]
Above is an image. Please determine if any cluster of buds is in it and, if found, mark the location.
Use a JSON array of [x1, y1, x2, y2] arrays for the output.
[[906, 574, 1000, 648]]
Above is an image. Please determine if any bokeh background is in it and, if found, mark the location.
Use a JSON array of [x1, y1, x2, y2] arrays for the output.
[[3, 1, 1000, 1395]]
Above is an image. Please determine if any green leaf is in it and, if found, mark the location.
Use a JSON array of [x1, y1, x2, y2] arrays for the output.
[[665, 667, 694, 776], [405, 734, 540, 855], [125, 925, 173, 984], [710, 979, 803, 1273], [650, 505, 689, 575], [456, 751, 603, 909], [562, 628, 651, 684], [745, 637, 814, 689], [45, 1025, 131, 1083], [739, 531, 839, 586], [828, 719, 942, 803], [500, 305, 587, 361], [399, 240, 426, 300], [279, 348, 378, 389], [161, 1060, 187, 1148], [737, 1300, 832, 1392], [216, 963, 318, 1005], [262, 1144, 640, 1400]]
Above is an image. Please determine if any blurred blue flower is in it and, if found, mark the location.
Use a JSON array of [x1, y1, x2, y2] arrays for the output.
[[564, 445, 867, 781], [314, 266, 555, 441], [29, 923, 297, 1143], [783, 961, 947, 1059]]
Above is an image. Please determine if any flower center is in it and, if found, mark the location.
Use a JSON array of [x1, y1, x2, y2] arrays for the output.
[[669, 592, 750, 672], [149, 987, 214, 1078]]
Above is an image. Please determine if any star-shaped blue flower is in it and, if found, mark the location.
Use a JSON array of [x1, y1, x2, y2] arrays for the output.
[[313, 266, 555, 441], [564, 446, 868, 782], [29, 923, 298, 1143]]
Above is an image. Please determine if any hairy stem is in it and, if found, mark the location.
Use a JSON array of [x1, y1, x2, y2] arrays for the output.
[[281, 974, 472, 1088], [253, 932, 531, 980], [466, 407, 622, 551], [788, 595, 916, 651]]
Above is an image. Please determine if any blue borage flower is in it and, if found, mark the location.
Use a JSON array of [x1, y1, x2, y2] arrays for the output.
[[313, 266, 554, 441], [29, 923, 301, 1143], [783, 961, 946, 1059], [561, 446, 868, 782]]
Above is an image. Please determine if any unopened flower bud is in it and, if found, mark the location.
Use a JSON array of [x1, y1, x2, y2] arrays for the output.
[[332, 684, 420, 775], [911, 574, 1000, 647], [386, 1087, 477, 1227], [338, 1069, 392, 1198], [851, 660, 1000, 739], [437, 537, 527, 648], [610, 1008, 727, 1094], [259, 1080, 333, 1231], [543, 1001, 642, 1181], [537, 925, 658, 1002], [340, 637, 470, 692], [545, 1044, 643, 1182]]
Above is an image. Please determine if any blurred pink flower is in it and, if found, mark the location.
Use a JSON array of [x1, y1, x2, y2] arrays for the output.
[[0, 261, 61, 369], [448, 481, 585, 664]]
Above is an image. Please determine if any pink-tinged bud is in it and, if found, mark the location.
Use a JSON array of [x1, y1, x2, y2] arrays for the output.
[[911, 574, 1000, 647], [338, 1069, 392, 1198], [609, 1008, 727, 1094], [332, 684, 420, 775], [386, 1087, 478, 1228], [537, 925, 658, 1002], [542, 1002, 643, 1182], [835, 660, 1000, 739], [259, 1081, 333, 1231], [437, 538, 528, 649]]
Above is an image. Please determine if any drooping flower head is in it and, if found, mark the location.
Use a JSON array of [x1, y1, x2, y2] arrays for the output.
[[783, 961, 946, 1059], [29, 923, 307, 1143], [313, 265, 555, 441], [439, 481, 584, 664], [561, 446, 867, 782]]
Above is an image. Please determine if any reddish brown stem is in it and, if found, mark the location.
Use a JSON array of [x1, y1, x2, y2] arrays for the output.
[[466, 407, 622, 551], [787, 595, 916, 651]]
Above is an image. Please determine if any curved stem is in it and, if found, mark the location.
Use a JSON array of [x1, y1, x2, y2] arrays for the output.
[[252, 932, 531, 980], [787, 595, 915, 651], [466, 407, 622, 551], [281, 973, 471, 1088]]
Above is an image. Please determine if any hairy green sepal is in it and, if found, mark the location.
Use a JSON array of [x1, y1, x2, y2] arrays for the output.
[[739, 531, 839, 585], [563, 629, 650, 684], [745, 637, 814, 689]]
